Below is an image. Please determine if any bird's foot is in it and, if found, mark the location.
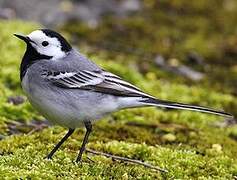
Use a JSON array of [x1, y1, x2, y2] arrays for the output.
[[44, 155, 53, 160]]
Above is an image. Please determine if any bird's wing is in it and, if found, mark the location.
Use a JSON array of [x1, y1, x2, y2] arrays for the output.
[[41, 69, 153, 97], [41, 69, 233, 117]]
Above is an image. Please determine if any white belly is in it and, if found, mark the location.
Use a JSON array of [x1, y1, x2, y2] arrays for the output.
[[21, 74, 119, 128]]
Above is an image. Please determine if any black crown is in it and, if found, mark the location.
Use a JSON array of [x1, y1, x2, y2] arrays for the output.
[[41, 29, 72, 52]]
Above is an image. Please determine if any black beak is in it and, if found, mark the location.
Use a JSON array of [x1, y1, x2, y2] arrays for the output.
[[14, 33, 31, 43]]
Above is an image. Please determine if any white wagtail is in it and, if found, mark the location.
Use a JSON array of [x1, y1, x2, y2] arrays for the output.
[[14, 29, 233, 162]]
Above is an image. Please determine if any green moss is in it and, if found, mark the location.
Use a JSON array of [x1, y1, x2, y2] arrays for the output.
[[0, 130, 236, 179], [0, 20, 40, 123], [0, 11, 237, 179]]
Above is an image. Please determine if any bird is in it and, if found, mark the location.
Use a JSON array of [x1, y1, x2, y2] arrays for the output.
[[14, 29, 233, 163]]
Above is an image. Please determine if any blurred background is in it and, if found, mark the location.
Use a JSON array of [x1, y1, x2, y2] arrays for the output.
[[0, 0, 236, 94], [0, 0, 237, 179]]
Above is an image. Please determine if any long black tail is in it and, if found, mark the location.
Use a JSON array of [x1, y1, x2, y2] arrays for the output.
[[139, 97, 233, 117]]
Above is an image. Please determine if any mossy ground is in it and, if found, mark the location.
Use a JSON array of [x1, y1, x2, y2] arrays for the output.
[[0, 1, 237, 178]]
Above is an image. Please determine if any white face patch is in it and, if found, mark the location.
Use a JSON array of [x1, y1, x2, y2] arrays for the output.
[[27, 30, 66, 60]]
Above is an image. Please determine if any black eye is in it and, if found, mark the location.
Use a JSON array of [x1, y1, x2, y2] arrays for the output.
[[42, 41, 49, 47]]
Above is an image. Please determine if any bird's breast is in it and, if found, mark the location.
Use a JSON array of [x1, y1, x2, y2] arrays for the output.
[[21, 72, 120, 128]]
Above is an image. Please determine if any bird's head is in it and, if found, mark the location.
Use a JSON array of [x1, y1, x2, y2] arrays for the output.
[[14, 29, 72, 60]]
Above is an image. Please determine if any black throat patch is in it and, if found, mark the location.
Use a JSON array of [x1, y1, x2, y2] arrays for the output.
[[20, 43, 52, 81]]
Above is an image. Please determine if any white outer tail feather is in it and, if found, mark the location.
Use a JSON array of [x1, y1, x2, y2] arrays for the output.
[[138, 97, 233, 117]]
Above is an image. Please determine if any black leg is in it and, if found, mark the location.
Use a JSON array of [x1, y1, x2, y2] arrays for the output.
[[76, 121, 92, 162], [47, 128, 75, 159]]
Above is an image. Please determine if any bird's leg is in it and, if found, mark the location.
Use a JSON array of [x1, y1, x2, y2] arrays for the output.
[[76, 121, 92, 163], [46, 128, 75, 159]]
